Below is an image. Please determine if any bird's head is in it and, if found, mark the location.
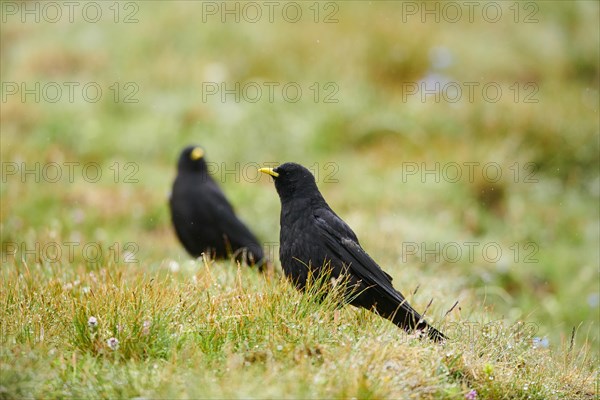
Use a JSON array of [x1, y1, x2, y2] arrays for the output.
[[177, 145, 207, 172], [259, 162, 320, 202]]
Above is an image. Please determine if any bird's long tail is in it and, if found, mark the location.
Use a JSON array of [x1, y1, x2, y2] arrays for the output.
[[389, 302, 447, 342]]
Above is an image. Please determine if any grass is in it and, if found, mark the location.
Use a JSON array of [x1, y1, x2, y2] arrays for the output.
[[1, 1, 599, 398], [1, 260, 596, 399]]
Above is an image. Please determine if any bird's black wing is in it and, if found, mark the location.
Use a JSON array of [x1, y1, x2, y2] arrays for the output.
[[313, 207, 394, 284], [203, 182, 264, 261], [313, 207, 446, 341], [313, 207, 423, 316], [202, 179, 239, 218]]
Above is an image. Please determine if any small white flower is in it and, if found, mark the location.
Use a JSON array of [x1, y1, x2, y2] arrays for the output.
[[383, 360, 397, 371], [142, 320, 151, 336], [107, 337, 119, 350], [168, 261, 180, 272], [87, 316, 98, 329]]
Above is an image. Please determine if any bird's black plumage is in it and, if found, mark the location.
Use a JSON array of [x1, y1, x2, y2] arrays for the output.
[[169, 146, 265, 267], [260, 162, 446, 341]]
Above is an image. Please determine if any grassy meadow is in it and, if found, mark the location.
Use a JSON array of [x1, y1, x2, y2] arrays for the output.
[[1, 1, 599, 398]]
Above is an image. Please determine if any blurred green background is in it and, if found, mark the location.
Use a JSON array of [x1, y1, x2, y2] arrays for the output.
[[2, 1, 599, 353]]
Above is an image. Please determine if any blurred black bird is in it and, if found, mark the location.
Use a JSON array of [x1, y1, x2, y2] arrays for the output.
[[259, 162, 446, 341], [169, 146, 265, 268]]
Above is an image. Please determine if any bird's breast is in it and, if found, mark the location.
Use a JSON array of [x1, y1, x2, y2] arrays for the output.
[[279, 209, 331, 271]]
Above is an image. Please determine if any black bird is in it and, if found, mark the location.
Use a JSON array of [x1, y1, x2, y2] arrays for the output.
[[259, 162, 446, 341], [169, 146, 265, 267]]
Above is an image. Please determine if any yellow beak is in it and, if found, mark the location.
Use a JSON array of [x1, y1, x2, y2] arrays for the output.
[[190, 147, 204, 160], [259, 167, 279, 178]]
